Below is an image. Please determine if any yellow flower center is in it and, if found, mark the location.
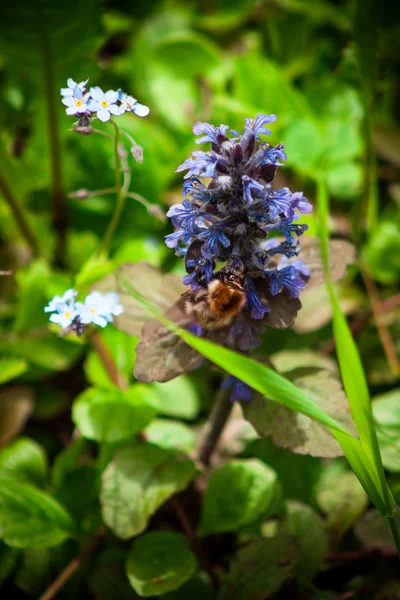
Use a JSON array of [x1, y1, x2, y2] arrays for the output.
[[75, 100, 83, 107], [90, 308, 96, 314], [101, 100, 108, 108], [65, 311, 71, 318]]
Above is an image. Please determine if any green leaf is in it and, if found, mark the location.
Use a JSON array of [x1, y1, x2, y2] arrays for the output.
[[72, 385, 159, 443], [0, 477, 74, 548], [362, 221, 400, 285], [152, 376, 200, 420], [372, 389, 400, 473], [0, 359, 28, 385], [243, 372, 355, 458], [0, 437, 47, 487], [200, 459, 278, 535], [0, 336, 84, 372], [75, 253, 113, 290], [144, 419, 196, 453], [284, 501, 328, 581], [51, 437, 89, 488], [0, 386, 34, 446], [315, 463, 368, 545], [153, 31, 221, 77], [242, 437, 323, 505], [14, 260, 49, 333], [100, 442, 196, 539], [53, 466, 100, 533], [126, 531, 196, 597], [218, 535, 298, 600], [316, 176, 395, 518]]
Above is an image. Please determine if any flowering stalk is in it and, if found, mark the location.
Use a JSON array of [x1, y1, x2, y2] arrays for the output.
[[60, 78, 151, 257], [99, 120, 124, 256]]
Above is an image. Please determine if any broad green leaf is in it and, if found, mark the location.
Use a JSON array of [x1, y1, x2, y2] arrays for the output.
[[126, 531, 196, 597], [218, 535, 298, 600], [316, 463, 368, 545], [0, 386, 34, 446], [0, 359, 28, 385], [144, 419, 196, 453], [244, 371, 355, 458], [0, 438, 47, 487], [75, 253, 113, 290], [362, 221, 400, 285], [152, 376, 200, 420], [284, 501, 328, 581], [270, 350, 338, 377], [14, 260, 49, 333], [242, 437, 323, 504], [0, 478, 75, 548], [153, 31, 221, 77], [72, 385, 159, 443], [100, 442, 196, 539], [0, 336, 84, 372], [372, 389, 400, 472], [51, 437, 89, 488], [53, 466, 100, 533], [200, 460, 278, 536]]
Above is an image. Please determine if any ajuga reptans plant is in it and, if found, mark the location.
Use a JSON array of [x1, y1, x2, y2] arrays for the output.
[[166, 114, 312, 353]]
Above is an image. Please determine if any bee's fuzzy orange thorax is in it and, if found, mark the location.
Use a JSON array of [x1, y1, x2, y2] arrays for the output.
[[208, 280, 246, 318]]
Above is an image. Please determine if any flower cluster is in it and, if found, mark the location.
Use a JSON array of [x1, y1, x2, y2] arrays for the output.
[[165, 115, 312, 400], [61, 78, 150, 123], [45, 289, 123, 335]]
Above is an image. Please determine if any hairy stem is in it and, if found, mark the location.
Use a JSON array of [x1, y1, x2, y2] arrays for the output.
[[98, 121, 125, 256], [0, 171, 39, 256], [197, 386, 233, 466]]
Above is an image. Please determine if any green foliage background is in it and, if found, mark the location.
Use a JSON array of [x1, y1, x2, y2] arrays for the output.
[[0, 0, 400, 598]]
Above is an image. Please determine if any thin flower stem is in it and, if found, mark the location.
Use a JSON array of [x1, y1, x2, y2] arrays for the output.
[[197, 386, 233, 466], [89, 331, 128, 389], [126, 191, 152, 209], [361, 264, 400, 377], [38, 535, 102, 600], [68, 187, 116, 199], [98, 121, 125, 256], [91, 128, 114, 140], [0, 170, 40, 256]]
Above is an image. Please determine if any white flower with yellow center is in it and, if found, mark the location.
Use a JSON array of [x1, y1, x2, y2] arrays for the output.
[[62, 87, 90, 116], [87, 87, 121, 122], [76, 291, 123, 328], [45, 288, 79, 329]]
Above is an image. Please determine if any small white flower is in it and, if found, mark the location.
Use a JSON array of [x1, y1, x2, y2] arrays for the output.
[[44, 289, 78, 313], [49, 302, 79, 329], [118, 90, 150, 117], [62, 87, 91, 116], [87, 87, 121, 122], [76, 291, 123, 328], [60, 77, 89, 97]]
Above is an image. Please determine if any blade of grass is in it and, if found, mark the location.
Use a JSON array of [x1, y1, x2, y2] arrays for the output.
[[316, 176, 397, 544], [118, 273, 389, 514]]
